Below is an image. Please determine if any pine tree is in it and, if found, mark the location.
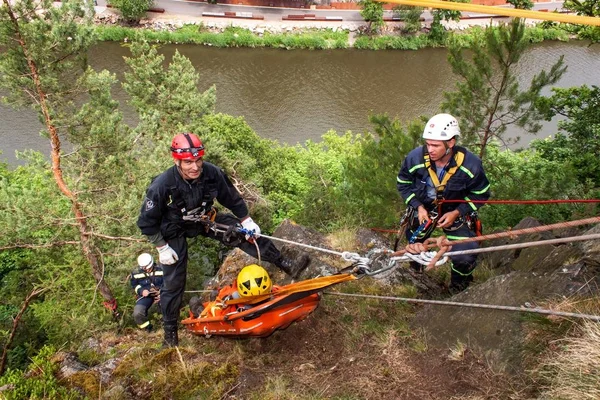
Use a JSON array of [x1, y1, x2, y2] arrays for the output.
[[0, 0, 120, 317], [441, 19, 566, 158]]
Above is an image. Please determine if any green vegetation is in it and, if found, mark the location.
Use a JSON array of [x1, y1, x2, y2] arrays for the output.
[[0, 346, 82, 399], [110, 0, 153, 23], [93, 13, 572, 51], [442, 19, 567, 158], [95, 24, 349, 49], [359, 0, 385, 34]]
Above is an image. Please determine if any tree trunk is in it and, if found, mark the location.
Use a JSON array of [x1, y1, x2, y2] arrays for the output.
[[3, 0, 118, 316], [0, 288, 47, 376]]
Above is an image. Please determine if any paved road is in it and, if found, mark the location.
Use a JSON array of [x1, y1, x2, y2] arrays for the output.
[[97, 0, 566, 23]]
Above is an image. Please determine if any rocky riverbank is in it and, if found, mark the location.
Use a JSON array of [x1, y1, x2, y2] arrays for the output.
[[95, 8, 367, 34]]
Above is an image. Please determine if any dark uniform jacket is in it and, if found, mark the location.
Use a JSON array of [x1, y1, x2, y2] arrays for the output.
[[137, 163, 248, 241], [396, 145, 491, 216], [130, 265, 164, 298]]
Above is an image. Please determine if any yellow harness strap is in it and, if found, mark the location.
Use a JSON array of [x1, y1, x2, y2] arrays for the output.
[[424, 149, 465, 204]]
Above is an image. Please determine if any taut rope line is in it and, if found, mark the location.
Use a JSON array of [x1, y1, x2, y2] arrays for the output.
[[414, 233, 600, 258], [392, 216, 600, 256], [257, 233, 347, 257], [324, 292, 600, 322]]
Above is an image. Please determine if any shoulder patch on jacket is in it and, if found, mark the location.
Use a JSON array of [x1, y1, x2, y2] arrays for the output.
[[145, 198, 155, 211]]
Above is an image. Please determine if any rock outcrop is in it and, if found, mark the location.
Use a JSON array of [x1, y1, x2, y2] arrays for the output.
[[412, 218, 600, 373]]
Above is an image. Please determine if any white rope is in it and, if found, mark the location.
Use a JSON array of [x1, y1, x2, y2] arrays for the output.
[[184, 290, 214, 293], [259, 233, 347, 257], [325, 292, 600, 322], [426, 233, 600, 258], [248, 232, 599, 275], [402, 251, 449, 266]]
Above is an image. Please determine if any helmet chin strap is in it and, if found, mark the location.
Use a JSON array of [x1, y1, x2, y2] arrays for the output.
[[443, 139, 455, 158]]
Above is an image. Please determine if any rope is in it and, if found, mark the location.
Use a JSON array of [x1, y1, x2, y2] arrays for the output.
[[391, 233, 600, 263], [258, 233, 346, 257], [393, 216, 600, 254], [371, 200, 598, 234], [440, 199, 600, 205], [184, 290, 214, 293], [375, 0, 600, 27], [324, 292, 600, 322]]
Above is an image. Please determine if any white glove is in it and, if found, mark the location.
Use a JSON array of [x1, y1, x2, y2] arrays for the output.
[[241, 217, 261, 239], [157, 244, 178, 265]]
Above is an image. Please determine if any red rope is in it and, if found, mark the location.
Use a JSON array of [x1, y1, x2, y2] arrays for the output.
[[391, 216, 600, 258], [440, 199, 600, 204], [371, 199, 599, 237], [103, 298, 118, 312]]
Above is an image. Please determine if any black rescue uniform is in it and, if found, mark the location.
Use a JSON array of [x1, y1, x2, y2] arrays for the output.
[[130, 263, 164, 330], [137, 162, 284, 326], [397, 145, 491, 289]]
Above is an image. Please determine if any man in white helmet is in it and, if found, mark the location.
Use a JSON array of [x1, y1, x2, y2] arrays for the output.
[[130, 253, 164, 332], [397, 113, 490, 293]]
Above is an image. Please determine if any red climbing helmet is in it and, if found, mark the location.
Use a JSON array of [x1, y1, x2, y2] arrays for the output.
[[170, 133, 205, 160]]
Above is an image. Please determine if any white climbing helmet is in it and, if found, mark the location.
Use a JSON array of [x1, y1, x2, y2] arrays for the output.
[[423, 113, 461, 141], [137, 253, 154, 271]]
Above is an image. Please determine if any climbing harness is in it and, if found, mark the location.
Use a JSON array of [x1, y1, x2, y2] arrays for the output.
[[424, 147, 464, 206]]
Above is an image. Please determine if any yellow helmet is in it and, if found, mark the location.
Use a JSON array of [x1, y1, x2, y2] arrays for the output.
[[237, 264, 272, 297]]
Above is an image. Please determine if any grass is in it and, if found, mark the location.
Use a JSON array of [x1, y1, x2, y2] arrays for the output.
[[537, 321, 600, 399], [448, 340, 467, 361], [94, 20, 575, 51], [94, 24, 350, 49], [519, 295, 600, 398], [326, 228, 358, 252]]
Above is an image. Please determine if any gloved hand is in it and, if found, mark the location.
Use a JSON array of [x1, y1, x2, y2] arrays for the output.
[[241, 217, 261, 240], [223, 224, 243, 247], [157, 244, 178, 265]]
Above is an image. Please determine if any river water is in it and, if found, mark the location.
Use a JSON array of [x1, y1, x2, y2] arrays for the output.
[[2, 40, 599, 166]]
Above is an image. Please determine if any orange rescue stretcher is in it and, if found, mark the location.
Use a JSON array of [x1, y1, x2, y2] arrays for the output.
[[182, 274, 357, 338]]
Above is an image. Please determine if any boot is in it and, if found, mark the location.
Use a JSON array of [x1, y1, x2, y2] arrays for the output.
[[162, 321, 179, 348], [409, 261, 423, 273], [448, 280, 470, 295], [276, 254, 309, 279], [449, 264, 474, 295]]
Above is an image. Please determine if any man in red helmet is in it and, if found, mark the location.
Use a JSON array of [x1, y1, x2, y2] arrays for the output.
[[137, 132, 309, 347]]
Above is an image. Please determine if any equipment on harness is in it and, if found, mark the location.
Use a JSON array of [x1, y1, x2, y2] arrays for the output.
[[466, 212, 483, 236], [182, 206, 217, 223], [409, 210, 439, 243], [440, 211, 482, 236], [394, 206, 416, 250], [147, 286, 160, 298]]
